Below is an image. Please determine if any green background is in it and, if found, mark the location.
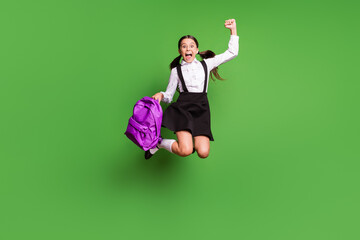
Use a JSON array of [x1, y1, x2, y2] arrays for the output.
[[1, 0, 359, 239]]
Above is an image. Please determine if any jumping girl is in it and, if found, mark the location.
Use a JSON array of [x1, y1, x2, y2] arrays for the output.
[[145, 19, 239, 159]]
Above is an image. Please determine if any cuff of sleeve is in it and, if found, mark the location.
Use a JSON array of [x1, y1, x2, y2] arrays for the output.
[[159, 91, 169, 103], [230, 35, 239, 40]]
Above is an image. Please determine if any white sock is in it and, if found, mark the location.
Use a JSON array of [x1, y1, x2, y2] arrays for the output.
[[149, 147, 159, 155], [157, 139, 176, 153]]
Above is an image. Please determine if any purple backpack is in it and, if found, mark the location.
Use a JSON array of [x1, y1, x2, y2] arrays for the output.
[[125, 96, 163, 151]]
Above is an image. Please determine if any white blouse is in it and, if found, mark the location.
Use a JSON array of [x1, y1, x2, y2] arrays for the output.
[[160, 35, 239, 103]]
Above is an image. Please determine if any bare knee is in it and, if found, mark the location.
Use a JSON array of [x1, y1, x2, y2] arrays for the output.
[[194, 136, 210, 159], [197, 148, 210, 159], [178, 145, 193, 157]]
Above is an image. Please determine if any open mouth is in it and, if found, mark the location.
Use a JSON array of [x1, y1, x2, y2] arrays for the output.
[[185, 53, 193, 60]]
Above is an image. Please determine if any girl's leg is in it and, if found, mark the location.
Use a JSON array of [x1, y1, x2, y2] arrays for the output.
[[145, 138, 176, 159], [171, 131, 194, 157], [194, 136, 210, 158], [146, 131, 193, 159]]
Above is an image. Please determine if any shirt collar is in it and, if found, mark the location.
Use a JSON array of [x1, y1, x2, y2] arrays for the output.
[[181, 58, 199, 66]]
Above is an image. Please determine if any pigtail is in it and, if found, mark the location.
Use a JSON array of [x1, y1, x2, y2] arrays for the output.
[[198, 50, 225, 81], [198, 50, 215, 59], [170, 55, 182, 70]]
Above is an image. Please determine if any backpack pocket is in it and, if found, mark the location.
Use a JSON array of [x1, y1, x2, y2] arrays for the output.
[[125, 117, 154, 151]]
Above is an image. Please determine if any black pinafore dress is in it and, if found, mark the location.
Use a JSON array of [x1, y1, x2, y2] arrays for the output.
[[162, 60, 214, 141]]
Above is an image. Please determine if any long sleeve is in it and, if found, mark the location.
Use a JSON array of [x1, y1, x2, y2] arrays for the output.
[[160, 35, 239, 102], [160, 67, 178, 103], [204, 35, 239, 71]]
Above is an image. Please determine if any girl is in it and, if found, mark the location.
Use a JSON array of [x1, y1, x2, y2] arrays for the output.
[[146, 19, 239, 159]]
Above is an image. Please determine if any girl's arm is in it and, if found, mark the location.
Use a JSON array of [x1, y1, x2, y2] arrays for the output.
[[152, 68, 178, 104], [204, 19, 239, 70]]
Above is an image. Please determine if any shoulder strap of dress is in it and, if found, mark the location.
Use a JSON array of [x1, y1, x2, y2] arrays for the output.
[[176, 65, 188, 92], [200, 60, 208, 93]]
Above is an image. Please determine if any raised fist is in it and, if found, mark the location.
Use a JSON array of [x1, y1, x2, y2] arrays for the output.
[[224, 19, 236, 30]]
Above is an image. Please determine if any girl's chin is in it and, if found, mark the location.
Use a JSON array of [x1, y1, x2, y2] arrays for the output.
[[184, 56, 194, 62]]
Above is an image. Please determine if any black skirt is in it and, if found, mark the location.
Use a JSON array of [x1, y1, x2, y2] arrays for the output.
[[162, 92, 214, 141]]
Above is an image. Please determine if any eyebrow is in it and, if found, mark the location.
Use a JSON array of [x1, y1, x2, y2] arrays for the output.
[[181, 43, 195, 46]]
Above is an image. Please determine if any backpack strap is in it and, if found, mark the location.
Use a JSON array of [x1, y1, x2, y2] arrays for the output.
[[200, 60, 208, 93], [176, 65, 188, 92]]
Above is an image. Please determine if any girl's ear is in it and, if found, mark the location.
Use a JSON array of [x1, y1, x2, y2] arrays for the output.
[[178, 49, 181, 54]]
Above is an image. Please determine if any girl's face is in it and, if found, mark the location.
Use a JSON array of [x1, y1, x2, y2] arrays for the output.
[[178, 38, 199, 63]]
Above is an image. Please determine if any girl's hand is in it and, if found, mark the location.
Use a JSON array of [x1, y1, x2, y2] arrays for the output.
[[152, 92, 164, 103], [224, 19, 237, 35]]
